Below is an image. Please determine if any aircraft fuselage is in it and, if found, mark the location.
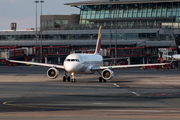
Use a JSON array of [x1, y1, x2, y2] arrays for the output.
[[64, 54, 103, 74]]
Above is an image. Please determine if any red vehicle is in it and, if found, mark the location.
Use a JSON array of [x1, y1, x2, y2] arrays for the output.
[[119, 61, 125, 65], [141, 58, 170, 70]]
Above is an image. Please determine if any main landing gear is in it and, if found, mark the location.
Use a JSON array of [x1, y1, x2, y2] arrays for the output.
[[63, 71, 76, 83], [97, 71, 106, 83], [63, 75, 70, 82], [63, 71, 71, 82], [99, 77, 106, 83]]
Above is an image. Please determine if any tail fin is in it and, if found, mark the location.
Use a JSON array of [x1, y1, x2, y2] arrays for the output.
[[94, 26, 102, 54]]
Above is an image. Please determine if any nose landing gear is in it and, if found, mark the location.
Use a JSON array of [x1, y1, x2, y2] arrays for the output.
[[71, 74, 76, 83], [63, 71, 76, 83], [71, 72, 76, 83]]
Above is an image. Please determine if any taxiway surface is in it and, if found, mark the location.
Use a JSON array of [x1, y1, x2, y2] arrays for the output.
[[0, 66, 180, 120]]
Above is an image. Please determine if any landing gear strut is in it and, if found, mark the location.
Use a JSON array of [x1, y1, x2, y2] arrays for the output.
[[71, 74, 76, 83]]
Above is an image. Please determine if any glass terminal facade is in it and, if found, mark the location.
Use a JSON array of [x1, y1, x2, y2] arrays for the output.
[[0, 0, 180, 64], [1, 2, 179, 42], [80, 2, 180, 24], [0, 29, 158, 41]]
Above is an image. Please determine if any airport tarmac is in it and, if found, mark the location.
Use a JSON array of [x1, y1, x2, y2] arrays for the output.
[[0, 66, 180, 120]]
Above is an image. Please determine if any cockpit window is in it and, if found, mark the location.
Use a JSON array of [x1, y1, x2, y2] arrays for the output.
[[66, 59, 80, 62], [66, 59, 70, 61], [76, 59, 80, 62], [71, 59, 76, 62]]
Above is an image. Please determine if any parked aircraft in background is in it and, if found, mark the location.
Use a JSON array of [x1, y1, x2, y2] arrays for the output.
[[7, 26, 167, 83], [165, 35, 180, 60]]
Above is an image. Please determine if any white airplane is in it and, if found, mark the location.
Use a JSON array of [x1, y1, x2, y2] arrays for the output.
[[165, 54, 180, 60], [165, 35, 180, 60], [7, 26, 167, 83]]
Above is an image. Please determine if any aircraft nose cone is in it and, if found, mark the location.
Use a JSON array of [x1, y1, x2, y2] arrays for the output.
[[65, 63, 77, 72], [65, 66, 73, 72]]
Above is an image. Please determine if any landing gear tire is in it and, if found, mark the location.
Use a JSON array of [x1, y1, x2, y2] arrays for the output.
[[99, 77, 102, 82], [99, 77, 106, 83], [71, 79, 76, 83], [67, 77, 70, 82], [63, 76, 66, 82], [63, 71, 71, 82], [63, 75, 71, 82]]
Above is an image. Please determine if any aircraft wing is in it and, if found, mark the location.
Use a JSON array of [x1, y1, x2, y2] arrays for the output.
[[8, 60, 65, 69], [103, 57, 128, 61], [91, 63, 168, 71]]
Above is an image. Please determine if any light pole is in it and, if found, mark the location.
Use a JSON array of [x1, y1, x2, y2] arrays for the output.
[[171, 2, 173, 48], [35, 0, 39, 49], [109, 0, 113, 49], [178, 1, 179, 36], [40, 0, 44, 63], [115, 0, 119, 60]]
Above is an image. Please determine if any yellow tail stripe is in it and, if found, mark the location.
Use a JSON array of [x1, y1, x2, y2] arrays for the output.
[[97, 26, 102, 40]]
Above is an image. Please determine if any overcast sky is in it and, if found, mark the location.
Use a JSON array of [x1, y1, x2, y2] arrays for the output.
[[0, 0, 88, 30]]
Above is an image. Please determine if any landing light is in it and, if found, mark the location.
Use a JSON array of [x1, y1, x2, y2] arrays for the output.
[[71, 72, 74, 76]]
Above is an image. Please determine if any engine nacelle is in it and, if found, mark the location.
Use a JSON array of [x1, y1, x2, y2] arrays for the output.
[[47, 68, 59, 79], [101, 69, 114, 80]]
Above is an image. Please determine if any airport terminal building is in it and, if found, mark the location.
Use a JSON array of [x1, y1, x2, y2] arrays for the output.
[[0, 0, 180, 65]]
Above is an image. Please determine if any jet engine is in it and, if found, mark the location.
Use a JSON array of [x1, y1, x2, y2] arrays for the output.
[[47, 68, 59, 79], [101, 69, 114, 80]]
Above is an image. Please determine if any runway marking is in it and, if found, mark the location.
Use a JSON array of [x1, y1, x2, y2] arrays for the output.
[[2, 101, 75, 110], [114, 83, 120, 88], [0, 91, 116, 96], [93, 103, 109, 105], [3, 101, 11, 105], [132, 92, 140, 96]]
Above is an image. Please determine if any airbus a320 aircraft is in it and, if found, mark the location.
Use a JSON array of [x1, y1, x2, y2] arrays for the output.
[[7, 26, 167, 83]]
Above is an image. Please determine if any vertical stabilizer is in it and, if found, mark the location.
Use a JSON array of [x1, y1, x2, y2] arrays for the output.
[[94, 26, 102, 54]]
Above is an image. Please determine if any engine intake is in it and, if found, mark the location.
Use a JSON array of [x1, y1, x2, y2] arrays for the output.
[[102, 69, 114, 80], [47, 68, 59, 79]]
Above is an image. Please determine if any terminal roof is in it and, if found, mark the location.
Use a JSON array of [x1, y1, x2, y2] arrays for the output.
[[65, 0, 180, 6]]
